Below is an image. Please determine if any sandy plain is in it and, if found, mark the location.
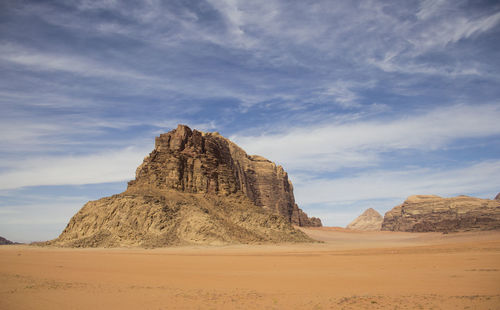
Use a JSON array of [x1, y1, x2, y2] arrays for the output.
[[1, 228, 500, 309]]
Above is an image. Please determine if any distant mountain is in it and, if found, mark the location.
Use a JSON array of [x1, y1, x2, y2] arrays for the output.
[[346, 208, 383, 231], [382, 194, 500, 232], [0, 236, 15, 245], [50, 125, 320, 248]]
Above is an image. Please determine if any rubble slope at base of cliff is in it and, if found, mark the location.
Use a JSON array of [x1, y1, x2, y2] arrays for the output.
[[381, 195, 500, 232], [128, 124, 321, 227], [346, 208, 383, 231], [50, 190, 313, 248]]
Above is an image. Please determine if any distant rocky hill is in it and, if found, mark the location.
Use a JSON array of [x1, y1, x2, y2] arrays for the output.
[[346, 208, 383, 231], [0, 236, 15, 245], [382, 194, 500, 232], [51, 125, 319, 247], [496, 192, 500, 201]]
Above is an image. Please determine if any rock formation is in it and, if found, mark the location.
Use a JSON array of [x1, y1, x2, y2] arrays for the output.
[[0, 236, 15, 245], [495, 192, 500, 201], [51, 125, 320, 247], [346, 208, 383, 231], [128, 125, 321, 227], [381, 195, 500, 232]]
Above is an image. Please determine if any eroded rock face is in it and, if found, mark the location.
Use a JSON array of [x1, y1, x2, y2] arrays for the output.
[[52, 125, 319, 247], [346, 208, 383, 231], [495, 192, 500, 201], [381, 195, 500, 232], [128, 124, 321, 227]]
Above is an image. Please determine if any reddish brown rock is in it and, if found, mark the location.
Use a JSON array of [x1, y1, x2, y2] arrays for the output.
[[128, 124, 320, 227], [51, 125, 319, 247], [346, 208, 383, 231], [381, 195, 500, 232]]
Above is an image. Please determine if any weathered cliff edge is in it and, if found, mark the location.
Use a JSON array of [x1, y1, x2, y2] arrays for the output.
[[128, 124, 321, 227], [381, 194, 500, 232], [51, 125, 320, 247], [346, 208, 383, 231]]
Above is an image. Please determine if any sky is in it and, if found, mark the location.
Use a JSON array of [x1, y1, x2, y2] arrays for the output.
[[1, 0, 500, 242]]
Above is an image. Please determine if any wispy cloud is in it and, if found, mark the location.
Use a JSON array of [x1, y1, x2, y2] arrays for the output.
[[0, 147, 147, 190], [416, 0, 448, 20], [295, 159, 500, 226], [414, 9, 500, 50], [321, 81, 366, 109], [295, 160, 500, 205], [0, 199, 85, 242], [0, 44, 154, 81], [232, 104, 500, 172]]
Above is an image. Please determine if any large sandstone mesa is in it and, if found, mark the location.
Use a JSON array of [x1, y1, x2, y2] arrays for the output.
[[128, 124, 321, 227], [381, 195, 500, 232], [52, 125, 319, 247], [346, 208, 383, 231]]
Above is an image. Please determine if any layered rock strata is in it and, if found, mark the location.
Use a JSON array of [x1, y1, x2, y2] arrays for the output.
[[381, 195, 500, 232], [346, 208, 383, 231], [52, 125, 319, 247], [127, 124, 321, 227]]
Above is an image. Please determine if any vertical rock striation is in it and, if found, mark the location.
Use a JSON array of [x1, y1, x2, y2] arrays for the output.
[[128, 124, 321, 227]]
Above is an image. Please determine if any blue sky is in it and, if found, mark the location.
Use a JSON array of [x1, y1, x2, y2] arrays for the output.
[[1, 0, 500, 242]]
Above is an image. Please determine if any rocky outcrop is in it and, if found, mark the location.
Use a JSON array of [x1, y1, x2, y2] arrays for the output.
[[127, 124, 320, 227], [53, 191, 310, 247], [296, 208, 322, 227], [346, 208, 383, 231], [495, 192, 500, 201], [0, 236, 15, 245], [381, 195, 500, 232], [51, 125, 319, 247]]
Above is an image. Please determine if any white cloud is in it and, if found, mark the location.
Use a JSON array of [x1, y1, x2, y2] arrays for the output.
[[0, 44, 154, 81], [0, 147, 148, 190], [416, 0, 448, 20], [294, 160, 500, 205], [232, 104, 500, 172], [322, 81, 363, 108], [415, 11, 500, 50], [368, 56, 482, 77], [362, 1, 500, 76], [0, 200, 85, 242], [293, 160, 500, 227]]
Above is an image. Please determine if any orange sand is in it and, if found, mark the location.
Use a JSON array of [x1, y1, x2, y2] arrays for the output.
[[1, 228, 500, 309]]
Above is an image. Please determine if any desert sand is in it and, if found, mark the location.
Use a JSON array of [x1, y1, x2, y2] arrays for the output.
[[1, 228, 500, 309]]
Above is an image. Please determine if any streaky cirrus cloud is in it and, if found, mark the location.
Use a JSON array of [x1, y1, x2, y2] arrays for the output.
[[0, 147, 147, 190], [232, 104, 500, 172]]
